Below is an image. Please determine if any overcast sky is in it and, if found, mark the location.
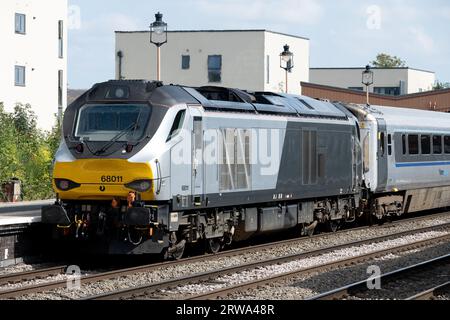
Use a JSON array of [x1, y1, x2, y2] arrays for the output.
[[68, 0, 450, 89]]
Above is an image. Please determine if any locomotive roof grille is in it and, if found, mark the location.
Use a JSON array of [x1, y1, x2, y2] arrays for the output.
[[187, 86, 348, 121], [73, 80, 349, 121]]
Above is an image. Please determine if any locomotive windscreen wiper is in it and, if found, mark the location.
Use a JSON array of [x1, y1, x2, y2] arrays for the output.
[[93, 121, 139, 156]]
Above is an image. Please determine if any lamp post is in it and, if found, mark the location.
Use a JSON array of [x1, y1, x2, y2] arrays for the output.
[[149, 12, 167, 81], [280, 45, 294, 93], [362, 65, 374, 105]]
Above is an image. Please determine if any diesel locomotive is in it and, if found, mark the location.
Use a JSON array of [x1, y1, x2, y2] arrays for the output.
[[42, 80, 450, 258]]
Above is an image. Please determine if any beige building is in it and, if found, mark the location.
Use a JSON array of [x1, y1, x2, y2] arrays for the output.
[[115, 30, 310, 94], [0, 0, 67, 130], [310, 67, 435, 96]]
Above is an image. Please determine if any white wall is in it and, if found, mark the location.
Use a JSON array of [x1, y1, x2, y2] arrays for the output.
[[0, 0, 67, 130], [407, 69, 435, 93], [116, 30, 309, 94], [264, 32, 309, 94], [310, 68, 435, 95]]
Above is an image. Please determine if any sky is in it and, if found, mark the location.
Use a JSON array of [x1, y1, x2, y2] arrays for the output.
[[68, 0, 450, 89]]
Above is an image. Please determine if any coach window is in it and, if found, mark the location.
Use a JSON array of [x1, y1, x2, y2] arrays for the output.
[[408, 135, 419, 155], [445, 136, 450, 154], [421, 135, 431, 155], [166, 110, 186, 142], [433, 136, 443, 154]]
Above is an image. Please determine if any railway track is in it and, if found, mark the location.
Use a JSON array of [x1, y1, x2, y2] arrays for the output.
[[0, 212, 449, 300], [309, 254, 450, 300], [407, 281, 450, 300], [0, 266, 67, 287], [86, 224, 450, 300]]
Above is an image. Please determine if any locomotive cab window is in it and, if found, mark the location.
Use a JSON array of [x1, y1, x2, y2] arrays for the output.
[[74, 104, 151, 142], [167, 110, 186, 142]]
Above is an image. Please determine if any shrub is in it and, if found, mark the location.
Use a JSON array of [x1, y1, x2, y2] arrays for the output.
[[0, 103, 61, 201]]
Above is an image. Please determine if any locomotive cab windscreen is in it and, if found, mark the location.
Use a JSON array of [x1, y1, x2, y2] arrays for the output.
[[74, 104, 151, 143]]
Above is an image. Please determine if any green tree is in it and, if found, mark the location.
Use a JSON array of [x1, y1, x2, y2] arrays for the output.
[[370, 53, 406, 68], [0, 103, 58, 201], [432, 81, 450, 90], [0, 103, 19, 183]]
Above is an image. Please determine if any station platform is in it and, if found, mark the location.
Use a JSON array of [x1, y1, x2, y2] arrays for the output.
[[0, 200, 54, 268], [0, 200, 54, 226]]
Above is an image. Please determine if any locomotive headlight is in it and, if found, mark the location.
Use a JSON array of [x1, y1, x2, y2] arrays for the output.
[[55, 179, 81, 191], [125, 179, 152, 192]]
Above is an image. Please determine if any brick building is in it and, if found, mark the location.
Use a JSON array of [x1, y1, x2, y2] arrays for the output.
[[301, 82, 450, 113]]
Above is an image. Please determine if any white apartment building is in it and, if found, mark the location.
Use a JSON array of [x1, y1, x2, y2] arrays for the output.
[[115, 30, 310, 94], [310, 67, 435, 96], [0, 0, 67, 130]]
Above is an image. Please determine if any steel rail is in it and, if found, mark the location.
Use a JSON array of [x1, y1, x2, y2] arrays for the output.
[[308, 254, 450, 300], [87, 225, 450, 300], [0, 266, 67, 286], [406, 281, 450, 300], [1, 216, 449, 300], [187, 235, 450, 300]]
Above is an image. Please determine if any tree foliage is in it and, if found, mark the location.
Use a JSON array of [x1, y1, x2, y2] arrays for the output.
[[371, 53, 406, 68], [432, 81, 450, 90], [0, 103, 61, 201]]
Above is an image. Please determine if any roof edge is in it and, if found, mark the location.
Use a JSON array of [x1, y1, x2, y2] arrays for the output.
[[310, 67, 435, 74], [301, 82, 450, 100], [115, 29, 309, 40]]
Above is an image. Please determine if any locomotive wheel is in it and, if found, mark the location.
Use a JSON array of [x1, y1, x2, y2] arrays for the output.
[[206, 238, 222, 254]]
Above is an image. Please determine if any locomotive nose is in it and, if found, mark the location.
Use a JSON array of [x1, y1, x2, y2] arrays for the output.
[[52, 159, 155, 200]]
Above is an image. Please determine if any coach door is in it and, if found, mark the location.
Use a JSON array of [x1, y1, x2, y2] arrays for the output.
[[192, 117, 204, 205], [376, 119, 388, 191]]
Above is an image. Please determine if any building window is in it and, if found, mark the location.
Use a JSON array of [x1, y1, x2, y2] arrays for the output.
[[421, 135, 431, 154], [58, 70, 63, 108], [266, 55, 270, 84], [15, 13, 26, 34], [15, 66, 26, 86], [348, 87, 364, 91], [373, 87, 401, 96], [58, 20, 64, 58], [208, 55, 222, 83], [408, 135, 419, 155], [181, 55, 190, 70]]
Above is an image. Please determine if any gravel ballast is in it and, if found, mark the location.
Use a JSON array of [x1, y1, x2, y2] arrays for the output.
[[16, 227, 450, 300]]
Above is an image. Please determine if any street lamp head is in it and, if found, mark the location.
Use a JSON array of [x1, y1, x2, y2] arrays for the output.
[[150, 12, 168, 46], [280, 44, 294, 71], [362, 64, 374, 86]]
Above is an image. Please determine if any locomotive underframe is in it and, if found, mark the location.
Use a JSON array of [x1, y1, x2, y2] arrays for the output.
[[42, 192, 361, 256]]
